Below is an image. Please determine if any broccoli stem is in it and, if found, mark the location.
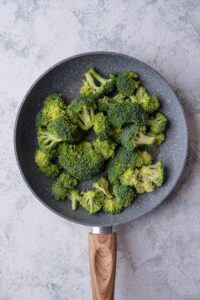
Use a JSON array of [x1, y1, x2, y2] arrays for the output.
[[89, 68, 106, 85], [134, 132, 155, 146], [85, 72, 97, 90]]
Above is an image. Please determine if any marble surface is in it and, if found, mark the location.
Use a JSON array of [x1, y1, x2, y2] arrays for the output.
[[0, 1, 200, 299]]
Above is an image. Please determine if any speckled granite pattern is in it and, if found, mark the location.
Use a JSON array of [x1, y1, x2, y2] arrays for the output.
[[0, 1, 200, 299]]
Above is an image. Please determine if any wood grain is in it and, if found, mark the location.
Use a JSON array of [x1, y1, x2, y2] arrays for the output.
[[88, 233, 117, 300]]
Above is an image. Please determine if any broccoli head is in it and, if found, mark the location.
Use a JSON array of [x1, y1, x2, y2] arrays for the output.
[[148, 132, 165, 145], [108, 126, 123, 144], [47, 114, 84, 144], [68, 190, 80, 210], [130, 87, 160, 113], [37, 128, 63, 153], [138, 150, 153, 166], [103, 197, 123, 214], [116, 71, 140, 97], [121, 124, 156, 150], [107, 147, 142, 184], [120, 168, 139, 187], [93, 139, 116, 160], [113, 184, 135, 208], [139, 161, 164, 187], [67, 97, 96, 131], [58, 142, 105, 180], [41, 93, 67, 126], [108, 102, 148, 128], [80, 68, 115, 99], [97, 93, 125, 112], [51, 172, 78, 201], [148, 112, 168, 134], [93, 112, 109, 140], [34, 149, 60, 178], [79, 190, 104, 214], [93, 177, 112, 198]]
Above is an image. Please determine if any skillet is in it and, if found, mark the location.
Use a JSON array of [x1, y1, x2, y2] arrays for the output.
[[14, 52, 188, 299]]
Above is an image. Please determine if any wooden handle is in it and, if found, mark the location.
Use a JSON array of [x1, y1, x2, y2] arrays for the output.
[[88, 232, 117, 300]]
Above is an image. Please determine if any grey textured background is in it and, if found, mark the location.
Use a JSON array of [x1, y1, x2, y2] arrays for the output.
[[0, 1, 199, 299]]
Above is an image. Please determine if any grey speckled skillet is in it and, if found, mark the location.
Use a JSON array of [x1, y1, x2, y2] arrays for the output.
[[14, 52, 188, 299]]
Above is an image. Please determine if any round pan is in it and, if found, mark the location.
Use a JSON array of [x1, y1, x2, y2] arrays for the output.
[[14, 52, 188, 227]]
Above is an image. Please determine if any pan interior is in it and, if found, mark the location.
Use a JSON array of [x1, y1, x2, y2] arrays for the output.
[[15, 52, 188, 227]]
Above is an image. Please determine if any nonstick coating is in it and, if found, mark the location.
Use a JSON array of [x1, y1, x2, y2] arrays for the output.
[[14, 52, 188, 227]]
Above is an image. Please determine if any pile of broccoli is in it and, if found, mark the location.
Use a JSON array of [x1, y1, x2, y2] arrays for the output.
[[34, 68, 168, 214]]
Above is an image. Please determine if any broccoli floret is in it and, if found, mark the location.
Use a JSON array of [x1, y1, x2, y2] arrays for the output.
[[51, 173, 78, 201], [93, 177, 112, 198], [130, 87, 160, 113], [47, 114, 84, 144], [93, 139, 116, 160], [103, 197, 123, 214], [139, 161, 164, 187], [113, 184, 135, 208], [108, 102, 148, 128], [121, 124, 155, 150], [97, 93, 125, 112], [42, 93, 67, 126], [68, 190, 80, 210], [138, 150, 153, 166], [107, 147, 142, 184], [58, 142, 105, 180], [37, 128, 63, 153], [34, 149, 59, 177], [116, 71, 140, 96], [148, 132, 165, 145], [155, 133, 165, 144], [80, 68, 115, 99], [41, 164, 60, 178], [108, 126, 123, 144], [93, 113, 109, 140], [67, 97, 96, 131], [79, 190, 104, 214], [35, 149, 51, 169], [148, 112, 168, 134], [120, 168, 139, 187]]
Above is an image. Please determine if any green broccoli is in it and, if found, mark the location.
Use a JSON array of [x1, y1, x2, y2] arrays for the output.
[[148, 112, 168, 134], [58, 142, 105, 180], [103, 197, 123, 214], [67, 97, 96, 131], [68, 190, 80, 210], [108, 102, 148, 128], [134, 161, 164, 193], [93, 113, 109, 140], [34, 149, 60, 178], [121, 124, 156, 150], [37, 128, 63, 153], [138, 150, 153, 166], [35, 149, 51, 169], [93, 177, 112, 198], [97, 94, 125, 112], [113, 184, 135, 208], [120, 168, 139, 186], [108, 126, 123, 144], [41, 93, 67, 126], [47, 114, 84, 144], [51, 172, 78, 201], [130, 87, 160, 113], [40, 164, 60, 178], [80, 68, 115, 99], [79, 190, 104, 214], [116, 71, 140, 96], [148, 132, 165, 145], [35, 109, 45, 129], [107, 147, 142, 184], [93, 139, 116, 160]]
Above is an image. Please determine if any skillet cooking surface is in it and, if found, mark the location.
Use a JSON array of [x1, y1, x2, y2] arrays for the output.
[[15, 52, 188, 226]]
